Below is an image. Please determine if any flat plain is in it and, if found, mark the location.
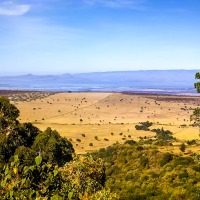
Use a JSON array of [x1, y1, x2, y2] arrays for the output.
[[10, 92, 200, 154]]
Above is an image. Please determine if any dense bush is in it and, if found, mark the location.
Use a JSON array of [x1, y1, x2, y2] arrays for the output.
[[187, 140, 197, 145], [0, 155, 62, 199]]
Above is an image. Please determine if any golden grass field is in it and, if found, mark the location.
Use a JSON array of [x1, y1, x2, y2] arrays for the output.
[[11, 92, 200, 154]]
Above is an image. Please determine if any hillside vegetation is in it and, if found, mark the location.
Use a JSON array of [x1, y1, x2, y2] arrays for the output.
[[91, 141, 200, 199]]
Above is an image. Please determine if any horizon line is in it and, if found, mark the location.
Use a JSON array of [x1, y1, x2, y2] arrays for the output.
[[0, 69, 199, 77]]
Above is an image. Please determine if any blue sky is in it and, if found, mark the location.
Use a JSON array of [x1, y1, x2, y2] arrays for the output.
[[0, 0, 200, 75]]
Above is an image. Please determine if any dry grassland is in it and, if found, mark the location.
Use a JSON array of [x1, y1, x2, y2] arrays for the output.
[[14, 92, 200, 154]]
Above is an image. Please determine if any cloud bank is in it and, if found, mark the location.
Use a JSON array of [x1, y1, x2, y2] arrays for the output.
[[0, 1, 30, 16]]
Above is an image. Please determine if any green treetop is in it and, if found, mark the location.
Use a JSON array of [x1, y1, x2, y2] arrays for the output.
[[194, 72, 200, 93]]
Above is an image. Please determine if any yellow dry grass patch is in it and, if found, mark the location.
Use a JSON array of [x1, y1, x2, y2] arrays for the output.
[[15, 92, 200, 154]]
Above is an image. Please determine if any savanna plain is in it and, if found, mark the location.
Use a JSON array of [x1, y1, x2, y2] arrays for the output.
[[7, 90, 200, 155]]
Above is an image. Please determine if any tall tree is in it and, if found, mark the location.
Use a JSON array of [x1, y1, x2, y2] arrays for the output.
[[32, 127, 74, 166], [0, 96, 19, 134]]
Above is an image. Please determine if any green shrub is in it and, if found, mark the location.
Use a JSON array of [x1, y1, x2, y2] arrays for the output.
[[136, 146, 144, 151], [94, 136, 99, 140], [140, 156, 149, 167], [187, 140, 197, 145], [124, 140, 136, 146], [180, 143, 186, 152], [160, 152, 173, 166]]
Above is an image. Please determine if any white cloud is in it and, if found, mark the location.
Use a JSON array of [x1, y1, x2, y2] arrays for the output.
[[84, 0, 146, 10], [0, 1, 30, 16]]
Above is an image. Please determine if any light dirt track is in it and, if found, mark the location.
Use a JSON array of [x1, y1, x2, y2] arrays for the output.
[[15, 92, 200, 154]]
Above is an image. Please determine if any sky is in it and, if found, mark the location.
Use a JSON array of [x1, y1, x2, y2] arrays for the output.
[[0, 0, 200, 75]]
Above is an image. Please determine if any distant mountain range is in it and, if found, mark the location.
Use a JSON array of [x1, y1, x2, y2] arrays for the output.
[[0, 70, 199, 94]]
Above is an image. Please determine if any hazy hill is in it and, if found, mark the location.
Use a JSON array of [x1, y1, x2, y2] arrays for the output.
[[0, 70, 198, 93]]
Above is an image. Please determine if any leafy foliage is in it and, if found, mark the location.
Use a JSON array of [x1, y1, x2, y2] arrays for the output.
[[61, 155, 108, 199], [32, 127, 74, 166], [14, 146, 36, 166], [0, 154, 115, 199], [0, 155, 63, 199]]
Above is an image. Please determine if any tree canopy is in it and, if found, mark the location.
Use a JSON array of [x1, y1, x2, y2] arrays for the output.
[[194, 72, 200, 93], [32, 127, 74, 166]]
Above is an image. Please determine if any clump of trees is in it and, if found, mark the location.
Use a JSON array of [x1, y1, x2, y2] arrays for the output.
[[135, 121, 175, 143], [135, 121, 153, 131], [151, 127, 174, 140]]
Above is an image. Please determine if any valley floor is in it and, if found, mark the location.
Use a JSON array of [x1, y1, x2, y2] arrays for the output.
[[3, 91, 200, 154]]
